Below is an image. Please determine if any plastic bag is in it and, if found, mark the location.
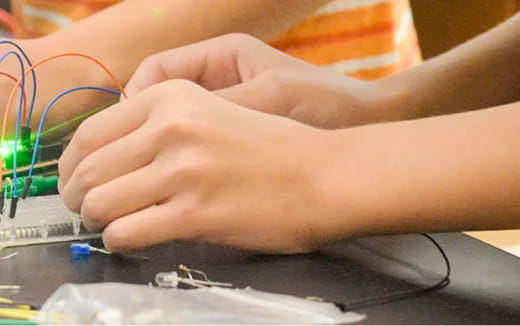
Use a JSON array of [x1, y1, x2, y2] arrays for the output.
[[37, 283, 365, 324]]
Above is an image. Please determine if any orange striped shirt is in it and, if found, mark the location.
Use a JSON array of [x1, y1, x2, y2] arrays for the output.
[[11, 0, 422, 79]]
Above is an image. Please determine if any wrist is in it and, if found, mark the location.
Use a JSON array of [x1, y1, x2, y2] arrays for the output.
[[369, 73, 417, 122], [309, 124, 413, 244], [331, 73, 417, 128], [305, 127, 380, 245]]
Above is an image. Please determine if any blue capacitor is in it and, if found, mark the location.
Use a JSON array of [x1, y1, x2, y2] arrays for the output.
[[70, 242, 92, 256]]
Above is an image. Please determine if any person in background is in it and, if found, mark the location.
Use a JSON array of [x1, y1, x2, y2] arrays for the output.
[[58, 14, 520, 253], [0, 0, 420, 136]]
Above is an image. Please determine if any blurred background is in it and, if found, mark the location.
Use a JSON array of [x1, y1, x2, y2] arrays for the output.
[[4, 0, 518, 59], [411, 0, 520, 58]]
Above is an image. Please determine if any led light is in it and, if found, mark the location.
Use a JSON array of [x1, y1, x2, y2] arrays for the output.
[[0, 139, 35, 169], [0, 140, 27, 158]]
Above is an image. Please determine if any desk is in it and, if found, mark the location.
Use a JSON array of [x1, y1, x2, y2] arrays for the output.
[[2, 233, 519, 324]]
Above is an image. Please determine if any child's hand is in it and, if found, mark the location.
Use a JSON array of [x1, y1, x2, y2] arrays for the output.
[[58, 81, 341, 253], [125, 34, 399, 129]]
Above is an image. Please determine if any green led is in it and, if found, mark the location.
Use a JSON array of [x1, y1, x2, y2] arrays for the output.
[[0, 139, 26, 158], [0, 137, 35, 169]]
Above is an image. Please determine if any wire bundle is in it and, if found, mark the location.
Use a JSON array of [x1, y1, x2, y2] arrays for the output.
[[0, 41, 127, 218]]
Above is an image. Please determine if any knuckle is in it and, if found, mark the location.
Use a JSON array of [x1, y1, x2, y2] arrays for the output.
[[165, 119, 197, 138], [152, 79, 200, 95], [143, 80, 204, 110], [163, 153, 210, 184], [74, 157, 99, 191], [73, 121, 97, 156], [167, 163, 202, 183], [164, 79, 204, 96], [80, 189, 108, 231], [139, 53, 160, 69], [151, 117, 205, 144], [61, 189, 79, 213], [57, 159, 68, 183]]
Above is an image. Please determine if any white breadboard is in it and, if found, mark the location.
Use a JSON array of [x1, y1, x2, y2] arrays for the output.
[[0, 195, 99, 248]]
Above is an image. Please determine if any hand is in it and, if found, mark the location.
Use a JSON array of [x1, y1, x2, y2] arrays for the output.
[[58, 80, 341, 253], [125, 34, 399, 129]]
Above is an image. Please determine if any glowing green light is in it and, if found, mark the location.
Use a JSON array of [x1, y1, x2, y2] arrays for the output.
[[0, 139, 33, 169], [0, 140, 24, 158]]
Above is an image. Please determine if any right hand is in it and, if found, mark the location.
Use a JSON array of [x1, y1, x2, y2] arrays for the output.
[[125, 34, 399, 129], [59, 80, 347, 254]]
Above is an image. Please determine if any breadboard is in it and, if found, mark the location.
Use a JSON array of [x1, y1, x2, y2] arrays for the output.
[[0, 195, 99, 247]]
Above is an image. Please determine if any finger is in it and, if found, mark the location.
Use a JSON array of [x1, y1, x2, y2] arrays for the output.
[[125, 33, 281, 96], [58, 89, 153, 186], [61, 123, 157, 212], [61, 79, 215, 188], [214, 73, 296, 117], [102, 199, 202, 253], [78, 162, 175, 232]]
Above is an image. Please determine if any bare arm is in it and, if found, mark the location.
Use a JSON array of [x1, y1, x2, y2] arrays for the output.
[[1, 0, 329, 134], [47, 0, 329, 87], [376, 13, 520, 121], [318, 101, 520, 244]]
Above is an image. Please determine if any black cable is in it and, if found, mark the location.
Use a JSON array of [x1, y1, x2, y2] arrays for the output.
[[336, 233, 451, 311]]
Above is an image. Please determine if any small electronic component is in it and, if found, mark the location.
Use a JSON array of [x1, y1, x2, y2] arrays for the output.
[[70, 242, 110, 256], [1, 139, 66, 172], [155, 265, 233, 288], [70, 242, 150, 260], [0, 195, 98, 247], [155, 271, 181, 288]]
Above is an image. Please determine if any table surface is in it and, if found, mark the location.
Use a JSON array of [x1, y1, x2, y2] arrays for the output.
[[1, 233, 519, 324]]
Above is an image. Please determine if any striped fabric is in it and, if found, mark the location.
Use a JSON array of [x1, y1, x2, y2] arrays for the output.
[[10, 0, 421, 79]]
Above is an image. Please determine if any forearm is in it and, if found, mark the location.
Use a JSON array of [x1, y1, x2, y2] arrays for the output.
[[46, 0, 329, 87], [375, 13, 520, 121], [6, 0, 327, 135], [318, 101, 520, 242]]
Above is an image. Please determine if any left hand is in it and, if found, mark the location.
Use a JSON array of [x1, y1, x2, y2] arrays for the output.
[[124, 34, 395, 129], [58, 80, 337, 253]]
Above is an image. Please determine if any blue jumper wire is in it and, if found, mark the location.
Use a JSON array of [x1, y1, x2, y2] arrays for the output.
[[0, 50, 26, 197], [28, 86, 120, 178], [0, 40, 37, 126]]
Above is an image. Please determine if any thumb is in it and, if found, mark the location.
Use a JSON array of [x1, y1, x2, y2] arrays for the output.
[[214, 75, 294, 117], [125, 34, 273, 98]]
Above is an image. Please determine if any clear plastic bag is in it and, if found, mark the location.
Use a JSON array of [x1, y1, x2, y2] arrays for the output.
[[37, 283, 365, 324]]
